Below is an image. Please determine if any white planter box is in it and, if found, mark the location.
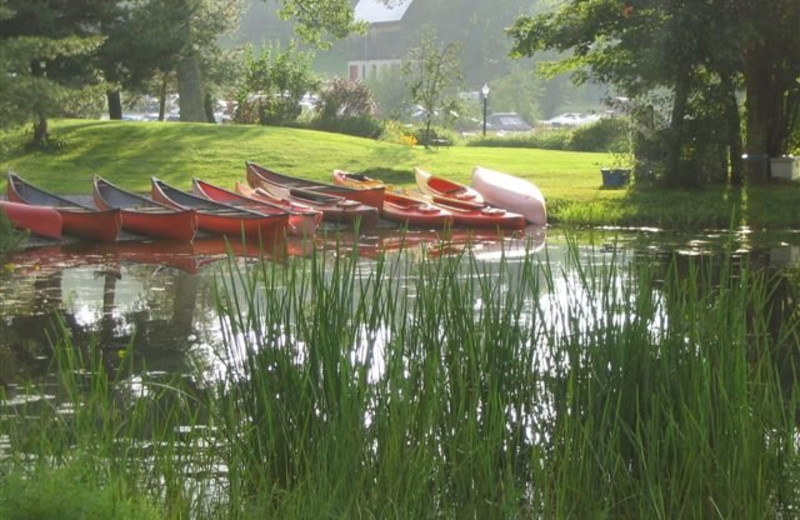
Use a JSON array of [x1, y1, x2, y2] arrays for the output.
[[770, 156, 800, 180]]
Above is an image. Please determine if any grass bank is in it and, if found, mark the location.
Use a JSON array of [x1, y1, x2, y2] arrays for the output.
[[2, 119, 800, 229], [1, 240, 799, 518]]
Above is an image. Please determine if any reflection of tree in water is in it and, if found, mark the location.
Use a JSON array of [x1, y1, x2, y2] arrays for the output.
[[1, 264, 217, 388], [641, 248, 800, 420]]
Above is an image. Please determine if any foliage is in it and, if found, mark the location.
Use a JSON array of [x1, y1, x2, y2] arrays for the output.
[[366, 67, 408, 119], [234, 42, 318, 125], [270, 0, 365, 48], [486, 63, 543, 126], [409, 125, 458, 147], [316, 77, 376, 119], [570, 117, 630, 153], [0, 463, 162, 520], [4, 238, 800, 516], [0, 210, 24, 257], [0, 0, 104, 142], [402, 28, 463, 148], [508, 0, 800, 186], [311, 114, 383, 139]]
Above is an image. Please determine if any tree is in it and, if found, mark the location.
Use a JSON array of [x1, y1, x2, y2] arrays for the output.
[[0, 0, 104, 143], [234, 42, 318, 125], [271, 0, 365, 48], [509, 0, 800, 186], [402, 28, 463, 148]]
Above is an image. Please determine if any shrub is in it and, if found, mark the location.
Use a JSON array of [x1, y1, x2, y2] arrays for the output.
[[311, 115, 384, 139], [233, 42, 318, 125], [316, 77, 377, 119], [0, 211, 23, 257], [570, 116, 631, 153], [410, 126, 458, 147], [466, 128, 571, 150]]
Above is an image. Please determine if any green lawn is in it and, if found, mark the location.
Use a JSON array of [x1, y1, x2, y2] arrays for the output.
[[2, 119, 799, 228]]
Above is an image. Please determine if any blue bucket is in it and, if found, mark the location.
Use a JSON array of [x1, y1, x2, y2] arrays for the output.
[[601, 168, 630, 188]]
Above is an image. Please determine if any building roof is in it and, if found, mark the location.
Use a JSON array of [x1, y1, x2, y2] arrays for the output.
[[354, 0, 414, 24]]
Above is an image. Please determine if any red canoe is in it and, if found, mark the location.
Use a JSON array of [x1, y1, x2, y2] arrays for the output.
[[331, 171, 453, 229], [246, 161, 385, 209], [192, 178, 320, 237], [415, 167, 485, 205], [151, 178, 289, 242], [93, 176, 198, 242], [402, 190, 527, 230], [0, 199, 62, 239], [7, 172, 122, 242]]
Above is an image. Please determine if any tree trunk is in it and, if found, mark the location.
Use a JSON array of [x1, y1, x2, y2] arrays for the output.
[[176, 54, 206, 122], [33, 111, 49, 145], [204, 93, 216, 123], [158, 73, 168, 121], [720, 72, 743, 185], [107, 90, 123, 120], [665, 69, 691, 187]]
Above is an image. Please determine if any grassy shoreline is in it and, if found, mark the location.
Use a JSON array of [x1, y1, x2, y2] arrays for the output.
[[2, 119, 800, 229]]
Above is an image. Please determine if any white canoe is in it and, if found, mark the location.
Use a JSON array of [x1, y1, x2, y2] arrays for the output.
[[470, 166, 547, 225]]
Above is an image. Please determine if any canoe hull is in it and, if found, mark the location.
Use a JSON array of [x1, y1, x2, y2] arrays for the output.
[[151, 178, 288, 241], [381, 192, 453, 229], [470, 166, 547, 225], [0, 200, 62, 239], [7, 173, 122, 242], [234, 183, 321, 237], [193, 179, 319, 238], [247, 161, 385, 209], [93, 177, 197, 242], [246, 165, 378, 228], [57, 208, 123, 242]]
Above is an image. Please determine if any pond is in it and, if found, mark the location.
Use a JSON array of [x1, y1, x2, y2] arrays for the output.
[[1, 225, 800, 518]]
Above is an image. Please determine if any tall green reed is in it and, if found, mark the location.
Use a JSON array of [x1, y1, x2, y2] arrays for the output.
[[2, 234, 799, 518], [211, 237, 800, 518]]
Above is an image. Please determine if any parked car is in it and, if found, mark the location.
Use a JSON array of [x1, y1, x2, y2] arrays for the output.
[[543, 112, 602, 128], [487, 112, 532, 132]]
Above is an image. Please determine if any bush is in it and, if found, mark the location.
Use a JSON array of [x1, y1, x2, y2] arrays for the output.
[[570, 117, 631, 153], [316, 77, 377, 119], [411, 126, 458, 147], [311, 115, 384, 139], [0, 211, 23, 257], [467, 129, 571, 150], [233, 42, 318, 126]]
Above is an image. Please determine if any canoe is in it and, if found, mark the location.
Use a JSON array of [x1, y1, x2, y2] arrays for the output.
[[6, 172, 122, 242], [246, 166, 379, 227], [380, 192, 454, 228], [0, 200, 62, 239], [151, 178, 289, 241], [402, 190, 527, 230], [470, 166, 547, 225], [414, 167, 484, 205], [331, 170, 386, 190], [193, 179, 319, 237], [93, 176, 198, 242], [331, 171, 453, 229], [246, 161, 385, 209]]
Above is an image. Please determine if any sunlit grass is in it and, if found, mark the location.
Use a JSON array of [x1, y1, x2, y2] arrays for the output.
[[4, 119, 800, 228]]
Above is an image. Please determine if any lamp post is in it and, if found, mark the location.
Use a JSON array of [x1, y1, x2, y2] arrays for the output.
[[481, 83, 490, 136]]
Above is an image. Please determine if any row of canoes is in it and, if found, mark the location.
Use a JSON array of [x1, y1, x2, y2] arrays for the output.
[[1, 163, 546, 243]]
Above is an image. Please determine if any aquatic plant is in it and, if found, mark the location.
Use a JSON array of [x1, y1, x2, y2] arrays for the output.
[[1, 236, 799, 518]]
